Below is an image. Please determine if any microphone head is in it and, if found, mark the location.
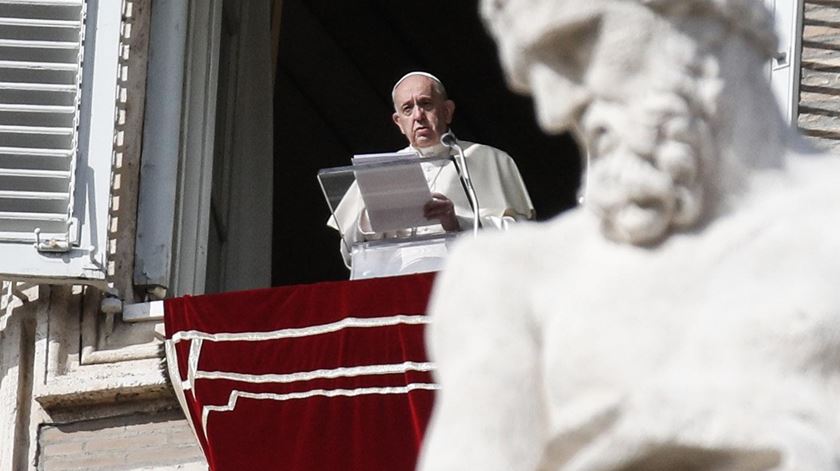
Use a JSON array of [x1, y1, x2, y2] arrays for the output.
[[440, 131, 457, 147]]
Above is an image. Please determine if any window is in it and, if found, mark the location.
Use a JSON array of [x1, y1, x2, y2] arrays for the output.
[[133, 0, 274, 297], [766, 0, 804, 124], [0, 0, 120, 283]]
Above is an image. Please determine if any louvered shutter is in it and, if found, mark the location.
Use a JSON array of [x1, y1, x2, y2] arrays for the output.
[[0, 0, 121, 283]]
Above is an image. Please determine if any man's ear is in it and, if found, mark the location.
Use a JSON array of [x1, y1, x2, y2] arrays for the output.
[[392, 112, 407, 135], [444, 100, 455, 125]]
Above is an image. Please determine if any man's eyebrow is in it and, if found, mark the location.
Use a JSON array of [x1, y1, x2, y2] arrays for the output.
[[397, 93, 433, 107]]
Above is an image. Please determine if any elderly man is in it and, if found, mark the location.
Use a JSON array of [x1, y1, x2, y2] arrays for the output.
[[329, 72, 533, 271], [419, 1, 840, 470]]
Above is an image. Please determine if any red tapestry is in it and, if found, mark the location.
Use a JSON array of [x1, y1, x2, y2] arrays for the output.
[[163, 273, 437, 471]]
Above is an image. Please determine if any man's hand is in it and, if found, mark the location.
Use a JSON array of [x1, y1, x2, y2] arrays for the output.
[[424, 192, 460, 232]]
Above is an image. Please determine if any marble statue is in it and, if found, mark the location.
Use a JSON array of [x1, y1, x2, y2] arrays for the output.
[[418, 1, 840, 470]]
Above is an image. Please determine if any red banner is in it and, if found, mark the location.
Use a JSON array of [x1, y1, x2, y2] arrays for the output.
[[163, 273, 437, 470]]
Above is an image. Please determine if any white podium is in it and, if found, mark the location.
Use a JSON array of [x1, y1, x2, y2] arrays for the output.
[[349, 232, 458, 280], [318, 154, 463, 280]]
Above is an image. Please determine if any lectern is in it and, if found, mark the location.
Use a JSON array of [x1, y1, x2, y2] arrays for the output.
[[318, 154, 463, 280]]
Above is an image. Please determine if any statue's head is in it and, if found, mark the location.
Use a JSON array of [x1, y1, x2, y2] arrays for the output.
[[481, 0, 778, 245]]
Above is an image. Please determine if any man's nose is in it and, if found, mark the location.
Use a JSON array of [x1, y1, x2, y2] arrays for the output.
[[411, 104, 426, 120]]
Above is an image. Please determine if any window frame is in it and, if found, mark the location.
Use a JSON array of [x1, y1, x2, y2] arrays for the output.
[[766, 0, 805, 125]]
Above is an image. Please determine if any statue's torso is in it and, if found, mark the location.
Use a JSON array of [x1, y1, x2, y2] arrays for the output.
[[493, 155, 840, 468]]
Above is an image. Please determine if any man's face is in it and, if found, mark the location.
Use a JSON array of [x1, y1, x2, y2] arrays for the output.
[[392, 76, 455, 148]]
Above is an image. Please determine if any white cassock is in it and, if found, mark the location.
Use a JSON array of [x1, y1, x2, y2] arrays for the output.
[[327, 140, 534, 268]]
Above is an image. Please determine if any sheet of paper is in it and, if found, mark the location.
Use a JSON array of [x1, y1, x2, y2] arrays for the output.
[[354, 161, 432, 233], [351, 151, 416, 165]]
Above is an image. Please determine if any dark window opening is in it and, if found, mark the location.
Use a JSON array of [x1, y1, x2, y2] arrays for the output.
[[272, 0, 582, 286]]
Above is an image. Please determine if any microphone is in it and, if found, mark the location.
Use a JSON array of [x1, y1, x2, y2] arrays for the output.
[[441, 131, 457, 148], [439, 130, 481, 236]]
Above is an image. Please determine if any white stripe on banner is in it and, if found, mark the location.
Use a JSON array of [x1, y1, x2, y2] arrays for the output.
[[165, 339, 203, 448], [166, 315, 435, 439], [186, 338, 203, 392], [195, 361, 435, 384], [170, 315, 429, 344], [201, 383, 440, 436]]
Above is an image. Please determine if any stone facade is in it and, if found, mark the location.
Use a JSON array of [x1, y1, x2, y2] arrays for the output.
[[0, 1, 205, 469], [799, 1, 840, 151], [0, 0, 280, 466], [38, 409, 204, 471], [0, 284, 205, 471]]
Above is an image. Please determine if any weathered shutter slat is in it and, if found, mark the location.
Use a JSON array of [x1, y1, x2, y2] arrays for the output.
[[0, 81, 76, 92], [1, 1, 84, 5], [0, 146, 72, 157], [0, 212, 66, 221], [0, 103, 77, 112], [0, 124, 74, 133], [0, 190, 69, 199], [0, 38, 79, 48], [0, 60, 79, 71], [0, 168, 69, 178]]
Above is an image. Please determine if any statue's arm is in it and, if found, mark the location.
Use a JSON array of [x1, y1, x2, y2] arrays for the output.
[[418, 238, 547, 471]]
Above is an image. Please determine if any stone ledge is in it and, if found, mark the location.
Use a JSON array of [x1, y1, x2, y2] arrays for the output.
[[35, 356, 171, 411]]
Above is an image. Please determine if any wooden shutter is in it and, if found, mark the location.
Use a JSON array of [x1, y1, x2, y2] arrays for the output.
[[0, 0, 84, 250], [0, 0, 121, 283]]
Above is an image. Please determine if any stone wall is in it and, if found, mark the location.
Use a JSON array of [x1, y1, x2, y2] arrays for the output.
[[0, 282, 208, 470], [38, 408, 204, 471], [0, 1, 277, 469], [799, 1, 840, 152]]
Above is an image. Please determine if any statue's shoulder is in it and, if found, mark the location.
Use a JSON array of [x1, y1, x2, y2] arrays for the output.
[[768, 154, 840, 230], [429, 212, 583, 326], [444, 208, 599, 281], [788, 153, 840, 202], [709, 153, 840, 275]]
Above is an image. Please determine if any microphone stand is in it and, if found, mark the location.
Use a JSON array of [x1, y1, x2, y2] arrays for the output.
[[441, 132, 480, 237]]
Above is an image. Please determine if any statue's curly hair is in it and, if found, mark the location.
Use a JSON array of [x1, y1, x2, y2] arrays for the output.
[[641, 0, 778, 56], [481, 0, 778, 57], [480, 0, 778, 98]]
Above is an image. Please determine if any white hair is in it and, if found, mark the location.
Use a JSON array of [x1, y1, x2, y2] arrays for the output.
[[641, 0, 778, 55], [480, 0, 778, 85]]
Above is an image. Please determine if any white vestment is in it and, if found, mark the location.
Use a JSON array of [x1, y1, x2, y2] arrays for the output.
[[328, 140, 534, 267]]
